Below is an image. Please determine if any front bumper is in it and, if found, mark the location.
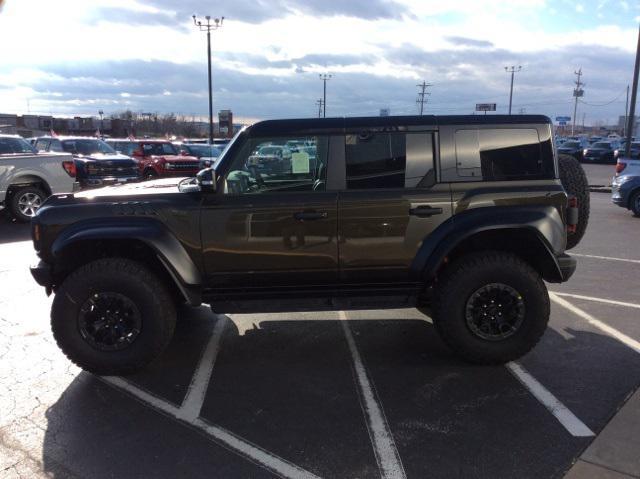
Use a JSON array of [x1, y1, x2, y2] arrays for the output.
[[30, 260, 53, 293], [79, 176, 140, 188], [557, 254, 577, 282]]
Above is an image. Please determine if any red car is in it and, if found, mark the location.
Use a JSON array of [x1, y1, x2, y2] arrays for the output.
[[107, 139, 200, 178]]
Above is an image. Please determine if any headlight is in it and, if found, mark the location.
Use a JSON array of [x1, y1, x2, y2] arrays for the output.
[[86, 164, 99, 175], [164, 163, 174, 170], [583, 149, 588, 155]]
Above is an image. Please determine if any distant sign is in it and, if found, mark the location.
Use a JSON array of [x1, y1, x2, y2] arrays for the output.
[[556, 116, 571, 122], [476, 103, 497, 112]]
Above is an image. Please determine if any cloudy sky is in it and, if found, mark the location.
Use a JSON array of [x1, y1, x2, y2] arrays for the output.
[[0, 0, 638, 125]]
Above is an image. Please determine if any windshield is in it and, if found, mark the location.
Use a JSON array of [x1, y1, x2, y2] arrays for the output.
[[213, 128, 246, 170], [0, 137, 37, 154], [592, 142, 611, 149], [142, 142, 178, 156], [62, 139, 115, 155], [185, 144, 221, 157], [562, 142, 580, 148]]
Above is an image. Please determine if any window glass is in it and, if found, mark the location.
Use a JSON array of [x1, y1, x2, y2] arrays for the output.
[[141, 142, 177, 156], [49, 139, 63, 152], [455, 128, 551, 180], [35, 139, 49, 151], [0, 137, 37, 154], [61, 139, 115, 155], [345, 132, 434, 189], [224, 136, 327, 194]]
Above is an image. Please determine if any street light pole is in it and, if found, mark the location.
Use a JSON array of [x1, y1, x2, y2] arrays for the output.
[[505, 66, 522, 115], [624, 24, 640, 158], [319, 74, 332, 118], [98, 110, 104, 136], [193, 14, 224, 144]]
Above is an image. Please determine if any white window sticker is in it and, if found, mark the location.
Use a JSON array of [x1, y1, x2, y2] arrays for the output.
[[291, 151, 310, 174]]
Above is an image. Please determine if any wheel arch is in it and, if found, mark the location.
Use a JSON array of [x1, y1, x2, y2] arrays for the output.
[[50, 218, 202, 305], [7, 175, 52, 197], [412, 206, 567, 283]]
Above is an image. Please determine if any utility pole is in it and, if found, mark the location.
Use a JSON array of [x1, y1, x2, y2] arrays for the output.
[[571, 68, 584, 136], [624, 84, 630, 136], [315, 99, 324, 118], [416, 81, 432, 115], [505, 66, 522, 115], [193, 14, 224, 144], [624, 24, 640, 158], [319, 74, 332, 118]]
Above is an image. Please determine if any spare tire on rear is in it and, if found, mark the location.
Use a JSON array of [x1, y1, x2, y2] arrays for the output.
[[558, 154, 589, 250]]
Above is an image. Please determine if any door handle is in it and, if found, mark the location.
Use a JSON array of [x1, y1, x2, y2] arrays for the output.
[[293, 210, 328, 221], [409, 205, 443, 217]]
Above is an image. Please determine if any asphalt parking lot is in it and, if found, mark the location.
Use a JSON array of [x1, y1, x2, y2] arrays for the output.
[[1, 175, 639, 478]]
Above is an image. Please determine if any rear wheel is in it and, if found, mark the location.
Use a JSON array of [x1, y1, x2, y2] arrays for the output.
[[51, 258, 176, 375], [9, 186, 46, 222], [429, 252, 549, 364], [558, 154, 590, 250], [144, 169, 159, 180]]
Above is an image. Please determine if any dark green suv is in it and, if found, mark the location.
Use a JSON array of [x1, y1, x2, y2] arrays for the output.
[[30, 115, 586, 375]]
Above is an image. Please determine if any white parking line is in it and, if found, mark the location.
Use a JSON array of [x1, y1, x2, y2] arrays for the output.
[[550, 292, 640, 354], [506, 362, 595, 437], [102, 376, 320, 479], [572, 253, 640, 264], [551, 292, 640, 310], [178, 315, 228, 421], [339, 311, 407, 479]]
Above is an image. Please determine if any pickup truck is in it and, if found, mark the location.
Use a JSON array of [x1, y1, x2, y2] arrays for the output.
[[0, 134, 76, 222]]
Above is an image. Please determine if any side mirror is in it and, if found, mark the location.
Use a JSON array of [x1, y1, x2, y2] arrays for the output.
[[196, 167, 217, 193]]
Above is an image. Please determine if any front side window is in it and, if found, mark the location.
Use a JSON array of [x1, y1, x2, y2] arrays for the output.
[[35, 139, 49, 151], [224, 136, 328, 194], [49, 139, 63, 152], [345, 132, 435, 189]]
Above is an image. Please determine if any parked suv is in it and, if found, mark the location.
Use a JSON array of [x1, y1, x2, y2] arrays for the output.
[[582, 141, 620, 164], [30, 115, 586, 375], [612, 156, 640, 216], [34, 136, 140, 189], [107, 139, 200, 179]]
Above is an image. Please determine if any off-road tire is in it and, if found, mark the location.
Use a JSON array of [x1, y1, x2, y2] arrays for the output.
[[9, 186, 46, 223], [431, 252, 549, 364], [51, 258, 176, 375], [558, 154, 590, 250], [144, 169, 159, 180]]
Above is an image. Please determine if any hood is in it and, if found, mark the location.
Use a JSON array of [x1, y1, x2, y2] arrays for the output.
[[152, 154, 198, 162], [72, 177, 185, 199], [75, 153, 135, 163]]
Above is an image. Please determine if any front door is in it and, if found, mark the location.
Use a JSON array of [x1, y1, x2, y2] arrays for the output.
[[338, 130, 452, 285], [201, 134, 339, 290]]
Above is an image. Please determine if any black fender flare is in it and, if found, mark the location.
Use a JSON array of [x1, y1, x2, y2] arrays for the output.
[[51, 217, 202, 305], [411, 205, 567, 282]]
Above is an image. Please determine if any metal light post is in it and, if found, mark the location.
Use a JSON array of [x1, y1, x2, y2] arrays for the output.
[[98, 110, 104, 136], [624, 24, 640, 158], [319, 74, 332, 118], [505, 66, 522, 115], [193, 14, 224, 144]]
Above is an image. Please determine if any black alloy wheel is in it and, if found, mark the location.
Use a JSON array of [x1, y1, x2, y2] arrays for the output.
[[78, 292, 142, 351], [465, 283, 525, 341]]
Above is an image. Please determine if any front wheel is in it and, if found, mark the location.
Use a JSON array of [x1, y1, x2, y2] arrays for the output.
[[630, 190, 640, 217], [430, 252, 549, 364], [51, 258, 176, 375]]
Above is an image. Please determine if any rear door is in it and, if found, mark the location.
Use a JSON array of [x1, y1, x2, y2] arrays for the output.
[[338, 129, 452, 285]]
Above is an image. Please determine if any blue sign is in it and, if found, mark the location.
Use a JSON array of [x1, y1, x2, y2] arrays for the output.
[[556, 116, 571, 122]]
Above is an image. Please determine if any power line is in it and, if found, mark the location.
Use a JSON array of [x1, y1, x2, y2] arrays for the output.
[[416, 81, 432, 115], [578, 87, 626, 107]]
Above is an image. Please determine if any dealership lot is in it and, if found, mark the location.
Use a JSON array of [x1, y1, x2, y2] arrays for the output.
[[1, 189, 639, 478]]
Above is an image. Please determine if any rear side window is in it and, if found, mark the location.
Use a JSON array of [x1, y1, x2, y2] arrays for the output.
[[345, 132, 435, 189], [35, 139, 49, 151], [455, 128, 553, 180]]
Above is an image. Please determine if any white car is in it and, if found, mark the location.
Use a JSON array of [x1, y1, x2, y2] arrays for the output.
[[0, 134, 76, 222]]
